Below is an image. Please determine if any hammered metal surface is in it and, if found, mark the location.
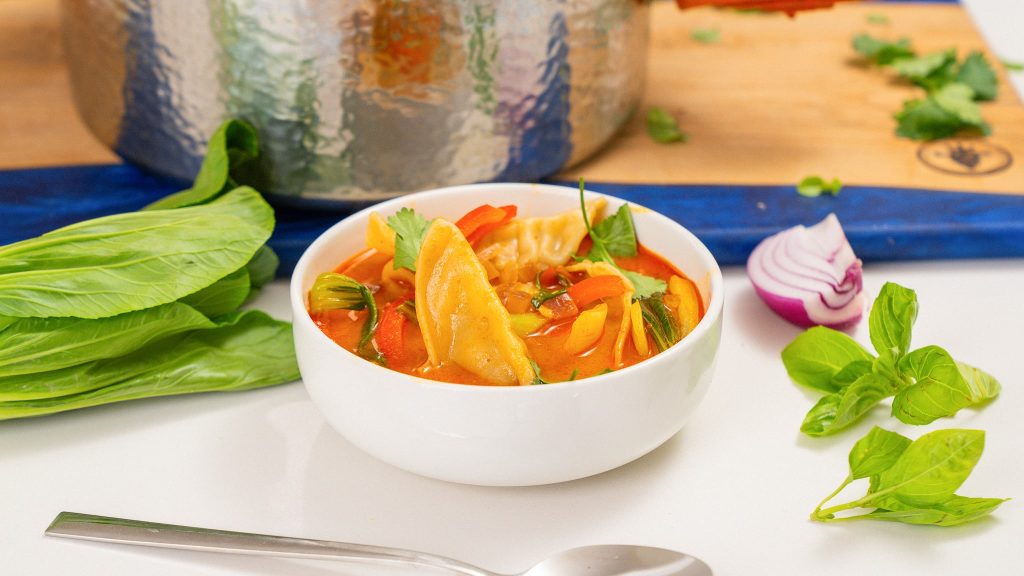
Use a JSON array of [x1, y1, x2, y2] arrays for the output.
[[61, 0, 648, 204]]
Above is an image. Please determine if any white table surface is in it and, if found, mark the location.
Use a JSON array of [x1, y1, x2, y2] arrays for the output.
[[3, 260, 1023, 576], [3, 1, 1023, 574]]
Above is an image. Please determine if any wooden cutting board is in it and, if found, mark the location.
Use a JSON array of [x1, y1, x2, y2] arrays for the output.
[[559, 2, 1024, 194]]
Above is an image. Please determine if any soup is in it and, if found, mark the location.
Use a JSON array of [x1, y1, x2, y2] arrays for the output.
[[309, 194, 705, 386]]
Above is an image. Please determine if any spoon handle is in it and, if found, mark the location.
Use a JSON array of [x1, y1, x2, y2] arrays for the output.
[[46, 511, 499, 576]]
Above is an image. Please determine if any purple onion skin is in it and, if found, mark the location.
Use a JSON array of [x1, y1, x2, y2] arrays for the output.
[[751, 283, 863, 331]]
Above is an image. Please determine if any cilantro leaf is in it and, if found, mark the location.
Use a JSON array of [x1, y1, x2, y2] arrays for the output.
[[797, 176, 843, 198], [592, 203, 638, 257], [894, 85, 991, 141], [690, 28, 721, 44], [646, 107, 688, 144], [623, 270, 667, 300], [956, 51, 998, 101], [891, 50, 958, 92], [866, 13, 890, 25], [387, 208, 433, 272], [852, 34, 915, 66]]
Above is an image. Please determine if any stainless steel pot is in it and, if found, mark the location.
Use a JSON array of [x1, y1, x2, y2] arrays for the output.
[[61, 0, 649, 205]]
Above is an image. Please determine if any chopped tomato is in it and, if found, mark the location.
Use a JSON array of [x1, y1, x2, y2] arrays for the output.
[[455, 204, 517, 245], [567, 275, 627, 308]]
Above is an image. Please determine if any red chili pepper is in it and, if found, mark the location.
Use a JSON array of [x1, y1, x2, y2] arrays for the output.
[[455, 204, 517, 245], [567, 275, 627, 308], [539, 266, 561, 287], [374, 300, 407, 364]]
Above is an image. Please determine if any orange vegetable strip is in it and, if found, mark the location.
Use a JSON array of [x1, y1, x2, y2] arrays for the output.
[[374, 300, 407, 363], [455, 204, 517, 246], [567, 275, 628, 308]]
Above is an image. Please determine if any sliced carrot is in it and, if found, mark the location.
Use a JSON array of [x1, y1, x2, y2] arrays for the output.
[[567, 275, 628, 308], [455, 204, 517, 245]]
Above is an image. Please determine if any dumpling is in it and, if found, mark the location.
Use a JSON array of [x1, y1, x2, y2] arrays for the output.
[[475, 199, 607, 277], [415, 219, 536, 386]]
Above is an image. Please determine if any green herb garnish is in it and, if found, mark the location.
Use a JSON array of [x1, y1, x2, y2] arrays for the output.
[[956, 51, 999, 101], [638, 294, 680, 352], [811, 426, 1006, 526], [568, 369, 579, 381], [387, 208, 433, 272], [690, 28, 721, 44], [308, 273, 382, 363], [530, 359, 550, 385], [796, 176, 843, 198], [578, 179, 666, 300], [531, 272, 568, 310], [782, 282, 1000, 437], [866, 13, 889, 25], [852, 34, 914, 66], [895, 83, 991, 140], [646, 107, 688, 144], [1002, 58, 1024, 72]]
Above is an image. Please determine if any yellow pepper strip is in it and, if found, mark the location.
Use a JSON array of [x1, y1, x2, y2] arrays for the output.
[[366, 212, 396, 256], [629, 300, 650, 356], [564, 303, 608, 355], [669, 275, 700, 337], [509, 313, 549, 338]]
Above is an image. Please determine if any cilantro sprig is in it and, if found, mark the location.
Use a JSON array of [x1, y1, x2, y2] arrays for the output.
[[852, 34, 999, 140], [387, 208, 433, 272], [577, 179, 666, 300]]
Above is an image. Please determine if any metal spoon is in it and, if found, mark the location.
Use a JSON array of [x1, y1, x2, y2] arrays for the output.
[[46, 511, 711, 575]]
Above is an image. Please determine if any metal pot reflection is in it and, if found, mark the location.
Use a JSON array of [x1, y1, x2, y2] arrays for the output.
[[62, 0, 648, 205]]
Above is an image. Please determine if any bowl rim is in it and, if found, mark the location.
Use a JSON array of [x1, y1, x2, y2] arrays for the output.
[[290, 182, 724, 394]]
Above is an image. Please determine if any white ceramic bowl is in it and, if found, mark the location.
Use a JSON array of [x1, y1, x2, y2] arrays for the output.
[[290, 183, 724, 486]]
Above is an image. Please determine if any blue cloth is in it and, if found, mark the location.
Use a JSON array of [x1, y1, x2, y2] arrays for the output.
[[1, 164, 1021, 275]]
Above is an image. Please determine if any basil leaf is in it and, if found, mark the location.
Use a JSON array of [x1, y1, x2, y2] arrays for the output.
[[866, 495, 1006, 526], [387, 208, 433, 272], [800, 373, 895, 437], [179, 267, 251, 319], [0, 302, 214, 385], [848, 426, 912, 480], [246, 245, 280, 289], [592, 204, 638, 257], [956, 51, 998, 101], [868, 282, 918, 360], [892, 346, 975, 425], [872, 428, 984, 507], [622, 270, 667, 300], [956, 361, 1001, 404], [782, 326, 875, 393], [0, 187, 273, 319], [0, 311, 298, 420], [831, 360, 873, 390], [144, 119, 263, 210]]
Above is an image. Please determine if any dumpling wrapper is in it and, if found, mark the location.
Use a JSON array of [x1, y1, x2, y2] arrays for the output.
[[475, 199, 607, 276], [415, 219, 536, 386]]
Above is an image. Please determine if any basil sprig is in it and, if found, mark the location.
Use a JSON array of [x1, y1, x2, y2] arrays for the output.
[[782, 282, 1000, 437], [812, 426, 1006, 526]]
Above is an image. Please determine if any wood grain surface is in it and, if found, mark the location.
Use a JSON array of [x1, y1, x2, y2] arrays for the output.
[[1, 0, 1021, 193]]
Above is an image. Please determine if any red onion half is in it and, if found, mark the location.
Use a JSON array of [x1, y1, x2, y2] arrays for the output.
[[747, 213, 863, 329]]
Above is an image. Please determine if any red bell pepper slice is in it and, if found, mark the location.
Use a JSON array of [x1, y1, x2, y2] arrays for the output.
[[567, 275, 628, 308], [455, 204, 517, 245]]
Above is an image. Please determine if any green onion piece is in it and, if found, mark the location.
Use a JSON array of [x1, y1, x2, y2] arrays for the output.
[[639, 294, 680, 352]]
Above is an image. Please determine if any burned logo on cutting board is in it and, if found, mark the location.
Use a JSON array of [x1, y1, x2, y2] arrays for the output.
[[917, 139, 1013, 176]]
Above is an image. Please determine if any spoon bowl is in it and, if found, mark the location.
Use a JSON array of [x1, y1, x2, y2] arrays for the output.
[[46, 512, 712, 576]]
